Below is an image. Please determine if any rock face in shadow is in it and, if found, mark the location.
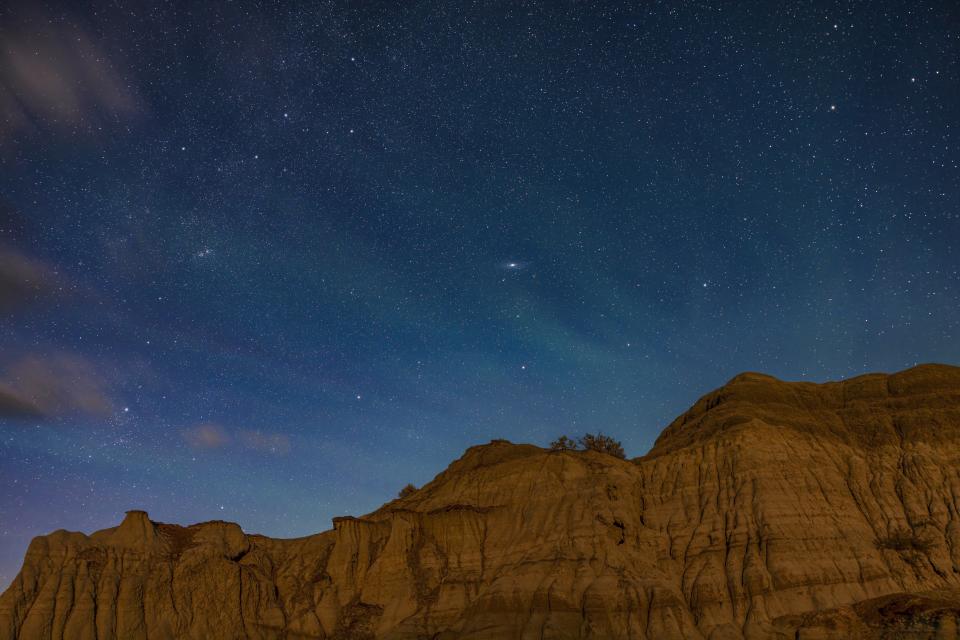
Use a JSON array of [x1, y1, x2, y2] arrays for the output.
[[2, 363, 960, 639]]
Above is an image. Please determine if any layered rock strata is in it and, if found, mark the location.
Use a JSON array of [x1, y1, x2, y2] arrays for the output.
[[3, 363, 960, 639]]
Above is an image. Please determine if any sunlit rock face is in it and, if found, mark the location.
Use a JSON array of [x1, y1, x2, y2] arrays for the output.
[[3, 364, 960, 639]]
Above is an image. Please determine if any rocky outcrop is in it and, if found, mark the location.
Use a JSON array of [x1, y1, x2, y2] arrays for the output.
[[2, 363, 960, 639]]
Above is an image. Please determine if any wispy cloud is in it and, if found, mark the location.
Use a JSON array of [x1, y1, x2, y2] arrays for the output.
[[0, 246, 60, 311], [182, 423, 231, 449], [182, 423, 291, 456], [0, 353, 115, 420], [0, 386, 42, 418], [0, 6, 143, 139]]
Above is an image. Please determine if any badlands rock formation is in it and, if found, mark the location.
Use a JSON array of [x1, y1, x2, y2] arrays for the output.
[[3, 363, 960, 639]]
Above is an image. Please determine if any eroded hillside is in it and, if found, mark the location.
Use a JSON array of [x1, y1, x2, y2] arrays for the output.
[[2, 364, 960, 639]]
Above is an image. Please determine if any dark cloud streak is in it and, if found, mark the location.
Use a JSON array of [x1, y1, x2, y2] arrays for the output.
[[0, 386, 43, 420]]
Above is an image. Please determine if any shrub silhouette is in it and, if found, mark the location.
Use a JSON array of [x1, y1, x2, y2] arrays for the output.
[[398, 483, 417, 499], [874, 527, 935, 553], [578, 433, 625, 459], [549, 433, 625, 458]]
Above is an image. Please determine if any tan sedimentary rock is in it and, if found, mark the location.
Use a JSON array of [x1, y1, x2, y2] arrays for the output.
[[3, 363, 960, 639]]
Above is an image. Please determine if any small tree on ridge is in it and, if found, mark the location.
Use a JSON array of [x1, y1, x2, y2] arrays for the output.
[[578, 433, 625, 459]]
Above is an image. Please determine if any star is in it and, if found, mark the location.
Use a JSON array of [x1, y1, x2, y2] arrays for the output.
[[1, 0, 954, 599]]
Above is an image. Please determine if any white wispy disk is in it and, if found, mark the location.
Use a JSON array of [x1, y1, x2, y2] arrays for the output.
[[499, 260, 528, 271]]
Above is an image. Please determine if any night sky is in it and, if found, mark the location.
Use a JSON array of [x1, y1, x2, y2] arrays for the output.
[[1, 0, 958, 588]]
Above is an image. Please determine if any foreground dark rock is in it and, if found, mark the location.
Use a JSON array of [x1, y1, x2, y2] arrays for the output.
[[3, 364, 960, 639]]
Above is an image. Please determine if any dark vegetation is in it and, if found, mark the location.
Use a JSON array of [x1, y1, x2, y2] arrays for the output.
[[549, 435, 576, 451], [550, 433, 625, 459], [874, 526, 936, 553], [398, 483, 418, 499]]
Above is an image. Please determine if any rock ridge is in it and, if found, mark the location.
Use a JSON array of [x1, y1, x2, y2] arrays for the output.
[[2, 363, 960, 638]]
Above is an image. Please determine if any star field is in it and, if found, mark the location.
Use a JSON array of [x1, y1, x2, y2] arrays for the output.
[[0, 0, 958, 587]]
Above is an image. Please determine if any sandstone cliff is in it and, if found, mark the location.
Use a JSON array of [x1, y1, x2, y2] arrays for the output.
[[3, 363, 960, 639]]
